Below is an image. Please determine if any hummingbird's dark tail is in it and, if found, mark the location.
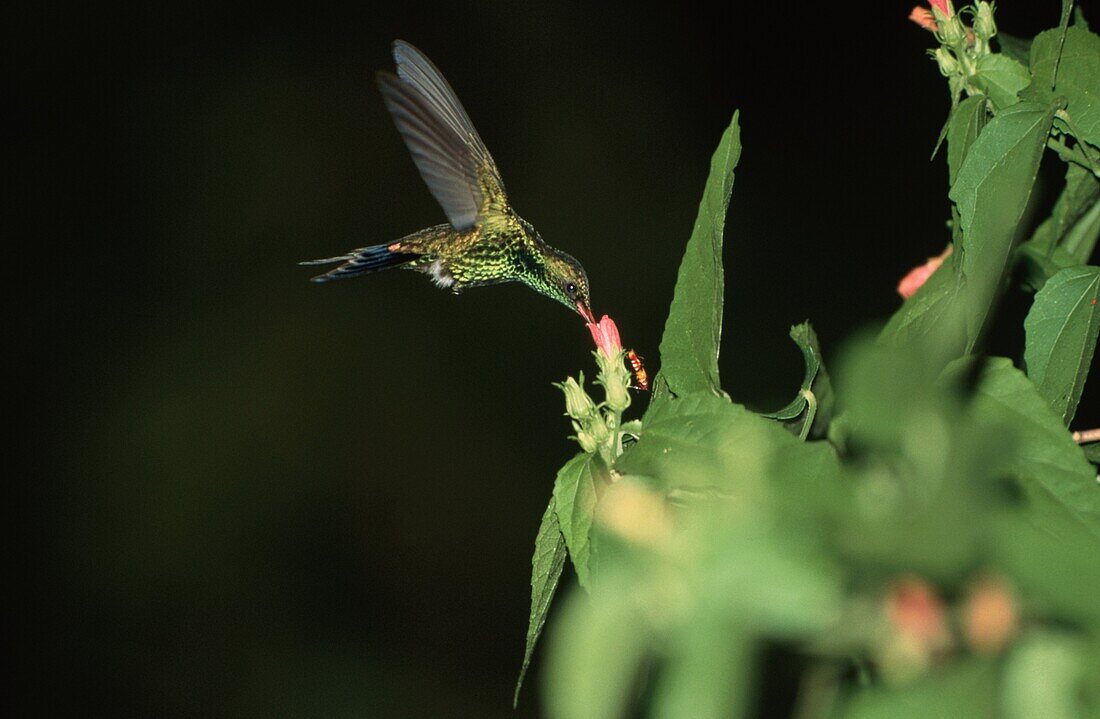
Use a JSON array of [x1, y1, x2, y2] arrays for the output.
[[300, 243, 418, 283]]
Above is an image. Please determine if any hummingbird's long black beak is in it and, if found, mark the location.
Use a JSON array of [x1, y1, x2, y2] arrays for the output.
[[577, 301, 596, 324]]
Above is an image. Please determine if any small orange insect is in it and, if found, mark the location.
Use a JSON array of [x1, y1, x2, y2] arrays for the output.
[[626, 349, 649, 392]]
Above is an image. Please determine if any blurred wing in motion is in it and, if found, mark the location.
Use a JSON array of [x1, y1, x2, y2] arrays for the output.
[[377, 40, 507, 231]]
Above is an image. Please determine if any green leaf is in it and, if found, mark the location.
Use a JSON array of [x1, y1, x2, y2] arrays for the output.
[[762, 322, 833, 440], [878, 250, 967, 364], [947, 94, 989, 188], [1063, 188, 1100, 262], [1024, 266, 1100, 424], [840, 661, 997, 719], [949, 101, 1058, 348], [971, 358, 1100, 537], [974, 54, 1030, 110], [514, 497, 568, 707], [996, 32, 1033, 66], [544, 570, 654, 719], [552, 453, 605, 588], [1028, 27, 1100, 147], [1020, 161, 1100, 255], [1017, 241, 1083, 292], [651, 621, 753, 719], [1084, 442, 1100, 464], [617, 392, 799, 497], [653, 112, 741, 401], [1003, 631, 1092, 719]]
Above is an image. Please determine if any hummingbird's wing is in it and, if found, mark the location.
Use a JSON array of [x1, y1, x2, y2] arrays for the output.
[[377, 40, 507, 232]]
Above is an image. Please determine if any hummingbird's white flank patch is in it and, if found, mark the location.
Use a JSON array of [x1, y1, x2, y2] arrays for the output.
[[428, 259, 455, 289]]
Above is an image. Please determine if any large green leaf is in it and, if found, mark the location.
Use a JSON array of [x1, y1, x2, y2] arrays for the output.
[[1027, 27, 1100, 147], [653, 112, 741, 401], [970, 358, 1100, 537], [552, 453, 605, 588], [514, 497, 568, 707], [1023, 266, 1100, 424], [949, 101, 1057, 348], [879, 96, 986, 356], [974, 54, 1029, 111]]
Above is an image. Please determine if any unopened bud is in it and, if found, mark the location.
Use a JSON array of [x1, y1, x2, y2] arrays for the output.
[[973, 2, 996, 42], [603, 364, 632, 413], [934, 47, 959, 76], [938, 12, 967, 45], [558, 374, 597, 421], [576, 429, 599, 454]]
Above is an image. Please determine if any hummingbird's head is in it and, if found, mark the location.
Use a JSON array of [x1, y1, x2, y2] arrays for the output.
[[542, 247, 593, 323]]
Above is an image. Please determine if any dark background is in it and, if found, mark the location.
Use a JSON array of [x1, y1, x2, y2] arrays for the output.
[[16, 1, 1098, 716]]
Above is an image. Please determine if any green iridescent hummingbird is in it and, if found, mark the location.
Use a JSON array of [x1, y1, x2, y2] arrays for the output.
[[301, 40, 595, 323]]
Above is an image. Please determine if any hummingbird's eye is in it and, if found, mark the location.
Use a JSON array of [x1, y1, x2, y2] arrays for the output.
[[565, 282, 577, 297]]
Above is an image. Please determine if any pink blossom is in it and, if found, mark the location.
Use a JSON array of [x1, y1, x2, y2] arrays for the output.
[[928, 0, 952, 16], [886, 576, 949, 647], [908, 6, 938, 31], [897, 245, 953, 299], [587, 315, 622, 359]]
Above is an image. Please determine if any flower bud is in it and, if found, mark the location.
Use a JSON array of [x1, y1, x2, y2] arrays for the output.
[[603, 364, 632, 413], [558, 374, 597, 421], [933, 47, 959, 77], [973, 2, 996, 42], [576, 428, 599, 454]]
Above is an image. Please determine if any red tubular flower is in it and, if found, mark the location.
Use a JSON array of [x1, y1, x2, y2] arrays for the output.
[[929, 0, 952, 16], [897, 245, 953, 300], [587, 315, 622, 359]]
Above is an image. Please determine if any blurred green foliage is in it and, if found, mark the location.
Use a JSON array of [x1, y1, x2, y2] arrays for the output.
[[530, 5, 1100, 716]]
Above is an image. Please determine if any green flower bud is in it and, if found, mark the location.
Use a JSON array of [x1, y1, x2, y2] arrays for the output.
[[576, 428, 599, 454], [603, 363, 632, 413], [558, 374, 597, 421], [973, 2, 996, 43], [934, 47, 959, 77], [937, 12, 967, 46]]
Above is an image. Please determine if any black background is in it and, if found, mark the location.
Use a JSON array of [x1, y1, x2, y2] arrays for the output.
[[15, 1, 1098, 716]]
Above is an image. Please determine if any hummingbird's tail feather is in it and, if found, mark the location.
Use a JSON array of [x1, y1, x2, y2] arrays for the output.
[[300, 243, 417, 283]]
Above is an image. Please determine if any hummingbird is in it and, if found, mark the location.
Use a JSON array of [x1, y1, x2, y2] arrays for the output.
[[301, 40, 595, 323]]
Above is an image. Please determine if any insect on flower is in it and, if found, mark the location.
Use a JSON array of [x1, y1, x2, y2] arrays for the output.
[[626, 349, 649, 392]]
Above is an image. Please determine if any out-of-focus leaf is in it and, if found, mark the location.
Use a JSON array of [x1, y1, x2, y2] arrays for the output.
[[970, 358, 1100, 535], [762, 322, 833, 439], [652, 620, 753, 719], [514, 497, 568, 707], [616, 392, 798, 498], [974, 54, 1029, 110], [544, 571, 653, 719], [552, 453, 605, 588], [840, 661, 997, 719], [1026, 27, 1100, 147], [1002, 631, 1091, 719], [949, 101, 1058, 348], [992, 485, 1100, 627], [1023, 266, 1100, 424], [1083, 442, 1100, 463], [652, 112, 741, 402]]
